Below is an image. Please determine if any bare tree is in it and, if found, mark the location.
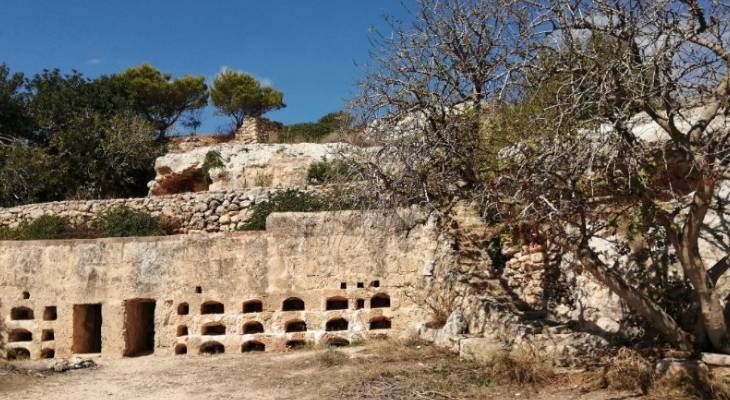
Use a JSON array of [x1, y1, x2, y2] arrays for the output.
[[347, 0, 533, 210], [349, 0, 730, 353], [500, 0, 730, 352]]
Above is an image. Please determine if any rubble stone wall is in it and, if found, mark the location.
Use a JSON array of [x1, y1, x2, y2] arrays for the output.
[[0, 188, 281, 233]]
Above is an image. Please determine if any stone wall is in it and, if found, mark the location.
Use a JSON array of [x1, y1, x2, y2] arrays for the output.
[[502, 244, 546, 307], [0, 211, 434, 360], [235, 117, 283, 144], [0, 188, 280, 233]]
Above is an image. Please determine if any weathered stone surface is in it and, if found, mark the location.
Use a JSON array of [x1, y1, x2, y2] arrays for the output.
[[0, 188, 282, 234], [148, 142, 356, 195], [50, 357, 97, 372], [0, 211, 434, 360], [702, 352, 730, 366], [459, 337, 504, 362], [516, 332, 610, 366], [235, 117, 282, 144]]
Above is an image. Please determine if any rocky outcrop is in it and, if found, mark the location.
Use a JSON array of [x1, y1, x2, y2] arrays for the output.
[[148, 143, 351, 195]]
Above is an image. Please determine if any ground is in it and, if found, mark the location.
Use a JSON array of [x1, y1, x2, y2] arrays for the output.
[[0, 341, 639, 400]]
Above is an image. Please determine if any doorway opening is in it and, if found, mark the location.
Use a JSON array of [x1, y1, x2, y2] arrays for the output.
[[73, 304, 103, 354], [123, 299, 156, 357]]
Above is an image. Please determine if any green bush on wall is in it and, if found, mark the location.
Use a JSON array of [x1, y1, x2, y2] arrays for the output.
[[90, 206, 167, 237], [238, 190, 325, 231], [307, 158, 350, 185], [0, 215, 76, 240]]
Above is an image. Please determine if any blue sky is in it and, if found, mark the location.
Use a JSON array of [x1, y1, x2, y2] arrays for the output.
[[0, 1, 413, 133]]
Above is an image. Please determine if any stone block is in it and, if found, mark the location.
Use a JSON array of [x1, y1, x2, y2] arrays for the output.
[[701, 353, 730, 366], [459, 337, 504, 362]]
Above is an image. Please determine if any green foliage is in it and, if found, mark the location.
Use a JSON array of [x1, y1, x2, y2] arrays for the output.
[[0, 65, 166, 207], [90, 206, 167, 237], [0, 215, 76, 240], [202, 150, 225, 185], [0, 207, 171, 240], [120, 64, 208, 137], [238, 190, 325, 231], [0, 144, 63, 207], [307, 157, 349, 184], [0, 64, 31, 141], [277, 111, 353, 143], [211, 70, 285, 130]]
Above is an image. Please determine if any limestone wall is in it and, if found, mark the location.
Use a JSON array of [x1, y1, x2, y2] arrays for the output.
[[0, 188, 277, 233], [0, 211, 435, 360], [148, 142, 350, 195]]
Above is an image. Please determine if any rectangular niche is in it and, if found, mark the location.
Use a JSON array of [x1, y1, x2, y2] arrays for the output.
[[123, 299, 156, 357], [72, 304, 103, 354]]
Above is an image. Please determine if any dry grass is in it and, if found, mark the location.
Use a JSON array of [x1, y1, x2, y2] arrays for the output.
[[602, 348, 654, 394], [336, 338, 562, 399], [361, 336, 448, 362], [586, 347, 730, 400], [253, 172, 273, 187], [487, 348, 556, 386], [647, 367, 730, 400], [316, 348, 349, 368]]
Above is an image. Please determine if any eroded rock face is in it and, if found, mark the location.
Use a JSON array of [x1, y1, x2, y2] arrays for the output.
[[148, 143, 353, 195]]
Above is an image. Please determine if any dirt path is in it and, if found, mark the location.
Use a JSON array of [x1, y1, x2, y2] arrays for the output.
[[0, 346, 638, 400]]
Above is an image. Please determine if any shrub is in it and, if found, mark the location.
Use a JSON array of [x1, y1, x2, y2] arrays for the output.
[[0, 215, 77, 240], [307, 158, 349, 185], [276, 111, 352, 143], [238, 190, 325, 231], [602, 348, 654, 394], [202, 150, 225, 185], [91, 206, 167, 237]]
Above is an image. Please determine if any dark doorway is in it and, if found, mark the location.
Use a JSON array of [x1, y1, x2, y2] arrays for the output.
[[326, 297, 348, 310], [175, 344, 188, 355], [243, 321, 264, 334], [43, 306, 57, 321], [202, 323, 226, 335], [326, 318, 348, 331], [282, 297, 305, 311], [9, 329, 32, 342], [200, 341, 225, 355], [243, 300, 263, 313], [123, 299, 156, 357], [286, 340, 306, 350], [41, 348, 55, 359], [285, 320, 307, 332], [370, 317, 392, 330], [73, 304, 103, 354], [201, 301, 224, 314], [370, 293, 391, 308], [326, 337, 350, 347], [8, 348, 30, 360], [242, 341, 266, 352], [10, 307, 34, 320]]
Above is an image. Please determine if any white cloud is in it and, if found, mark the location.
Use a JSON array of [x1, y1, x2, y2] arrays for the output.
[[87, 58, 103, 65]]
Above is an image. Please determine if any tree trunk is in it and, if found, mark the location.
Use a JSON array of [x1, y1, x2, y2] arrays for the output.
[[675, 178, 730, 353], [576, 245, 695, 351]]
